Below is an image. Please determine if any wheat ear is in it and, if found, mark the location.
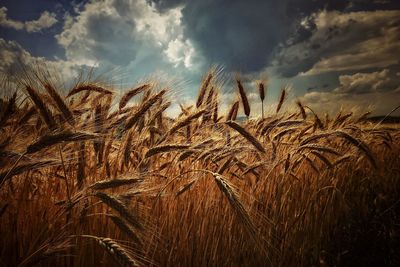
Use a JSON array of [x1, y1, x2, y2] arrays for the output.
[[225, 121, 265, 153]]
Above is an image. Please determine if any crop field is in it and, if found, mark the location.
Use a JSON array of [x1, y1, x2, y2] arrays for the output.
[[0, 69, 399, 266]]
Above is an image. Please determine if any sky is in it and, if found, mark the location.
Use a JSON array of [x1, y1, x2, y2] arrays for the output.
[[0, 0, 399, 116]]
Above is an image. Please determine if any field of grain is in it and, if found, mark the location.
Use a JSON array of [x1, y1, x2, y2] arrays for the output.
[[1, 69, 399, 266]]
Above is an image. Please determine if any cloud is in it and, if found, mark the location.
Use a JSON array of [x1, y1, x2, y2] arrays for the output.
[[0, 7, 57, 32], [301, 90, 400, 116], [300, 69, 400, 115], [149, 0, 389, 74], [25, 11, 58, 33], [0, 7, 24, 30], [334, 69, 400, 94], [56, 0, 198, 73], [165, 38, 195, 68], [0, 38, 32, 74], [178, 1, 291, 73], [0, 38, 79, 82], [272, 9, 400, 77]]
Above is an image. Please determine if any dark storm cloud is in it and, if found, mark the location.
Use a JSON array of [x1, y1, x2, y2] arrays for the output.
[[147, 0, 185, 12], [148, 0, 400, 75], [347, 0, 400, 11], [154, 1, 277, 72], [273, 9, 400, 77], [179, 1, 291, 73], [146, 0, 351, 73], [84, 11, 138, 65]]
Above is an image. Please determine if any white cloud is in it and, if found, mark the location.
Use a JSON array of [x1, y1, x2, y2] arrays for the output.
[[165, 38, 195, 68], [272, 9, 400, 77], [25, 11, 58, 33], [0, 7, 57, 32], [301, 90, 400, 116], [56, 0, 198, 71], [133, 1, 183, 44], [300, 69, 400, 115], [0, 7, 24, 30], [334, 69, 400, 94], [0, 38, 79, 82]]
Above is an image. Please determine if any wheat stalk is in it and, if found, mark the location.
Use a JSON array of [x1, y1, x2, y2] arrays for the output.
[[43, 82, 75, 126], [0, 159, 57, 185], [237, 79, 250, 117], [119, 84, 151, 110], [225, 121, 265, 153], [94, 192, 144, 230], [80, 235, 139, 267], [108, 215, 143, 246], [145, 144, 190, 158], [226, 100, 239, 121], [276, 86, 287, 113], [26, 130, 99, 154], [196, 72, 213, 108], [159, 109, 205, 143], [124, 90, 166, 132], [25, 85, 57, 129], [67, 83, 113, 97], [258, 81, 265, 119], [90, 178, 142, 190], [175, 179, 197, 197], [296, 100, 306, 119], [0, 92, 16, 126]]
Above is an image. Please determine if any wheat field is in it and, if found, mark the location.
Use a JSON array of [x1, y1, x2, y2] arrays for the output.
[[0, 69, 399, 267]]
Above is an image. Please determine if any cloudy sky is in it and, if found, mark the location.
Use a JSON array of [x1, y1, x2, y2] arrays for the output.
[[0, 0, 399, 116]]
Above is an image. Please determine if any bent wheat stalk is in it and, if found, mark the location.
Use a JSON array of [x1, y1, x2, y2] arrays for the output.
[[124, 90, 166, 131], [119, 84, 151, 110], [226, 101, 239, 121], [94, 192, 144, 230], [196, 72, 213, 108], [90, 177, 143, 190], [67, 83, 113, 97], [0, 160, 57, 186], [225, 121, 265, 153], [43, 82, 75, 126], [158, 109, 205, 143], [300, 130, 377, 168], [145, 144, 190, 158], [26, 130, 100, 154], [237, 79, 250, 117], [276, 86, 287, 113], [25, 85, 57, 129], [79, 235, 139, 267]]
